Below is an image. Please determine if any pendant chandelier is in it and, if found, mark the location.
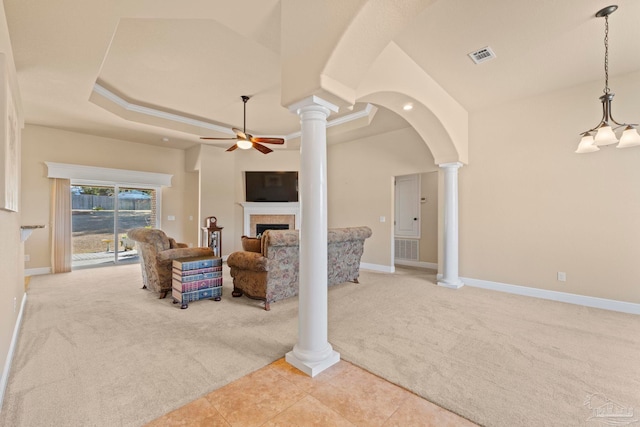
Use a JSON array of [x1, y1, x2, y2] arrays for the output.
[[575, 5, 640, 154]]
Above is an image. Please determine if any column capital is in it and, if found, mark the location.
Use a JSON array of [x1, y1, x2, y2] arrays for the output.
[[288, 95, 339, 116], [438, 162, 464, 170]]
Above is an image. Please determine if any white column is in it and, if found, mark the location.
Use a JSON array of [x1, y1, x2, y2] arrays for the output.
[[438, 162, 464, 289], [285, 95, 340, 377]]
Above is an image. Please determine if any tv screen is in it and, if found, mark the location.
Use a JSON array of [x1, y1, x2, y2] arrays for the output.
[[245, 171, 298, 202]]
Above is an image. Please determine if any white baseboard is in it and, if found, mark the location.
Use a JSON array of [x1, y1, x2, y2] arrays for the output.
[[24, 267, 51, 276], [360, 262, 395, 273], [462, 277, 640, 315], [0, 292, 27, 413], [395, 260, 438, 270]]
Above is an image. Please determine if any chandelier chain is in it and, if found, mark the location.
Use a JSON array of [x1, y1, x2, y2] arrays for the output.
[[603, 14, 610, 94]]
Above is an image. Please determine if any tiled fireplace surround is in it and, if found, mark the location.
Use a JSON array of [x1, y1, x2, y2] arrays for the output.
[[241, 202, 300, 237]]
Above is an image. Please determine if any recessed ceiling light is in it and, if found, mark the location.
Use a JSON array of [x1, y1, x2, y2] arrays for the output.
[[162, 137, 169, 142], [403, 103, 413, 111]]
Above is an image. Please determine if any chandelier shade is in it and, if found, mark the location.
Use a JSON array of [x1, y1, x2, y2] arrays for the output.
[[575, 133, 600, 154], [593, 122, 618, 146], [577, 5, 639, 153], [618, 126, 640, 148]]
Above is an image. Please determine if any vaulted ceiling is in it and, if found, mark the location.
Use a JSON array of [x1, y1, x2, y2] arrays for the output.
[[4, 0, 640, 151]]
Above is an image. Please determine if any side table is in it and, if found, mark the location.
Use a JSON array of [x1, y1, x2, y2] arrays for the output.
[[171, 256, 223, 309]]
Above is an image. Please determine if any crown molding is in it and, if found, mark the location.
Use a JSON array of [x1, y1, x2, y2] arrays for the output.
[[91, 83, 234, 136], [92, 83, 377, 144], [284, 103, 377, 140]]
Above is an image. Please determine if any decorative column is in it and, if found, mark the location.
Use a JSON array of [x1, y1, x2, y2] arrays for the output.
[[285, 95, 340, 377], [438, 162, 464, 289]]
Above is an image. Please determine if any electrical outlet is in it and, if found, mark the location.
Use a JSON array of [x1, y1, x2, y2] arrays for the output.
[[380, 216, 386, 223], [24, 254, 30, 262], [167, 215, 176, 221], [557, 272, 567, 282], [13, 297, 17, 313]]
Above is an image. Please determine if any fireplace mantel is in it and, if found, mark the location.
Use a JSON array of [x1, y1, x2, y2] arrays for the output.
[[240, 202, 300, 236]]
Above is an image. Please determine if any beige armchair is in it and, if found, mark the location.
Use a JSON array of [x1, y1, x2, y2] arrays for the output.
[[128, 227, 214, 298]]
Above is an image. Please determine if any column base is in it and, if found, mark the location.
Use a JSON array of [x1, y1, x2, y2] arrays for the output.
[[285, 350, 340, 378], [437, 278, 464, 289]]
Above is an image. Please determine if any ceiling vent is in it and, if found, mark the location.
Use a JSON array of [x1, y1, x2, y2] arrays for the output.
[[468, 46, 496, 64]]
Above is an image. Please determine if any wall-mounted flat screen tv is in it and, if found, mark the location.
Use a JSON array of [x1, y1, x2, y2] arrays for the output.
[[245, 171, 299, 202]]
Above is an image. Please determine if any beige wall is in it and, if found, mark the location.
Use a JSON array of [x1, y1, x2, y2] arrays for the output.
[[195, 124, 437, 267], [193, 144, 302, 256], [419, 172, 438, 264], [198, 144, 236, 254], [230, 149, 301, 253], [17, 70, 640, 315], [0, 209, 23, 397], [0, 1, 24, 399], [328, 126, 438, 267], [21, 125, 196, 269], [461, 71, 640, 304]]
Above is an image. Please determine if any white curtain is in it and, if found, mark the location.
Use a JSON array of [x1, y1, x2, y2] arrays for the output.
[[51, 178, 71, 273]]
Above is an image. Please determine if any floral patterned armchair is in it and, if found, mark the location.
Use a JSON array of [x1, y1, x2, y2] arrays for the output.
[[128, 227, 214, 298], [227, 226, 372, 310]]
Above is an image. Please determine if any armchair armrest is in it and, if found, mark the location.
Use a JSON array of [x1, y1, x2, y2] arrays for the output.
[[168, 237, 189, 248], [227, 251, 268, 272], [157, 247, 214, 263]]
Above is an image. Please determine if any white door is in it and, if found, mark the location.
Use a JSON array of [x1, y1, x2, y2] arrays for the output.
[[394, 174, 420, 238]]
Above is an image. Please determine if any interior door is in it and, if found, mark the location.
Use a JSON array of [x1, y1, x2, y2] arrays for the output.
[[394, 174, 420, 238]]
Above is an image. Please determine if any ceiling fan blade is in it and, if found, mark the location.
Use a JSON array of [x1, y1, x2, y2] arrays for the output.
[[252, 142, 273, 154], [200, 137, 236, 140], [226, 144, 239, 152], [251, 137, 285, 145], [231, 127, 248, 140]]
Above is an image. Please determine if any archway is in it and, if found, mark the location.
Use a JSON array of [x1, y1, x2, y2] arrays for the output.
[[279, 1, 469, 375]]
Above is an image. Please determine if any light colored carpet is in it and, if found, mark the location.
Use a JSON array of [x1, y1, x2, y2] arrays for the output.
[[1, 263, 639, 426]]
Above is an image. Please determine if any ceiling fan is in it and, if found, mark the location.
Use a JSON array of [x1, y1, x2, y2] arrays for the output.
[[200, 95, 285, 154]]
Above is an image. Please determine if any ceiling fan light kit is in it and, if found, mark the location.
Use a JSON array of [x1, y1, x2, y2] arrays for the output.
[[576, 4, 640, 154], [237, 139, 253, 150], [200, 95, 285, 154]]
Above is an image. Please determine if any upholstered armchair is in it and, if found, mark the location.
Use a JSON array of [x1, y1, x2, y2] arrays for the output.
[[128, 227, 214, 298]]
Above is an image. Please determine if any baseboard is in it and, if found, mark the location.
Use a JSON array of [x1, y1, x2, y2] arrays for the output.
[[395, 260, 437, 270], [0, 292, 27, 414], [360, 262, 395, 273], [462, 277, 640, 315], [24, 267, 51, 276]]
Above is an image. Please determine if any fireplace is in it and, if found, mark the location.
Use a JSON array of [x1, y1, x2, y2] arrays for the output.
[[256, 223, 289, 236], [240, 202, 300, 237]]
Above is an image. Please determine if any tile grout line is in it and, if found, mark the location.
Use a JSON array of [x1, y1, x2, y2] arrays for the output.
[[381, 393, 413, 426], [267, 361, 360, 426], [257, 364, 314, 426]]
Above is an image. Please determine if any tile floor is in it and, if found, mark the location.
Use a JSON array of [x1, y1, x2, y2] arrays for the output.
[[146, 358, 477, 426]]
